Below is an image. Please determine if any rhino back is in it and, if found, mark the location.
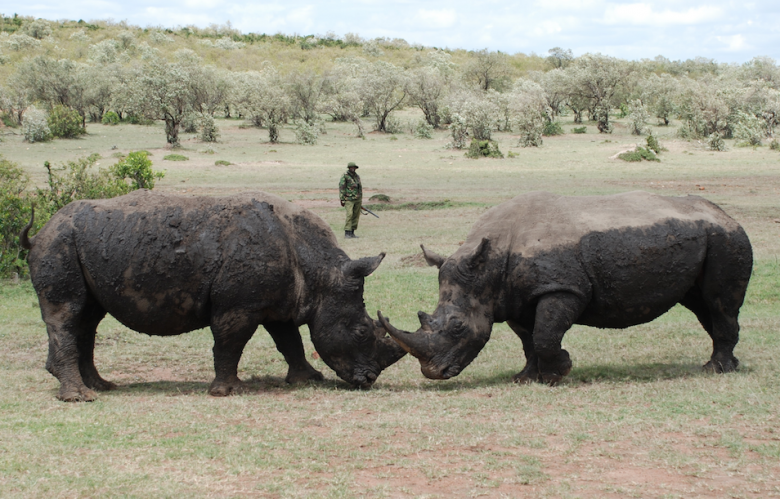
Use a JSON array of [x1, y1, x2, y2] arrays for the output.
[[61, 190, 334, 334], [466, 191, 746, 327]]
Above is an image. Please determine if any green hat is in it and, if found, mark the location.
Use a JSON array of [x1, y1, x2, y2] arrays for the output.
[[347, 162, 359, 168]]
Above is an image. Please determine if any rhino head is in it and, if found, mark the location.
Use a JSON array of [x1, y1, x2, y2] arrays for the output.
[[310, 253, 407, 389], [380, 239, 497, 379]]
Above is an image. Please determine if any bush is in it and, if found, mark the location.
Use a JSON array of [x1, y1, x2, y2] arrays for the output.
[[572, 126, 587, 134], [293, 120, 318, 145], [646, 134, 661, 154], [770, 139, 780, 151], [385, 116, 403, 134], [732, 112, 765, 147], [48, 105, 86, 139], [507, 151, 519, 158], [124, 114, 154, 126], [22, 107, 52, 143], [627, 99, 649, 135], [112, 151, 165, 190], [163, 154, 188, 161], [465, 139, 503, 159], [37, 154, 130, 213], [618, 146, 659, 162], [413, 120, 434, 139], [708, 132, 726, 151], [102, 111, 120, 125], [215, 160, 232, 166], [199, 113, 220, 142], [542, 120, 564, 136], [0, 157, 39, 277], [181, 113, 199, 134], [449, 114, 469, 149]]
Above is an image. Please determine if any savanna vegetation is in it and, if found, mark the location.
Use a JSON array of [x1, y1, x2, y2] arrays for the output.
[[1, 13, 779, 499]]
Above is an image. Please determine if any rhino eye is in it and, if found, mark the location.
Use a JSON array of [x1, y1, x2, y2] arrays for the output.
[[447, 319, 468, 339]]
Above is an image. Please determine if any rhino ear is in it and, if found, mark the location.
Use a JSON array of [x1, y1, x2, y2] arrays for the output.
[[463, 237, 491, 269], [421, 244, 445, 269], [342, 252, 386, 279]]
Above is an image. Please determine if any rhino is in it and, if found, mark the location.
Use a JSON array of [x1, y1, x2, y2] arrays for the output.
[[379, 191, 753, 384], [21, 190, 406, 401]]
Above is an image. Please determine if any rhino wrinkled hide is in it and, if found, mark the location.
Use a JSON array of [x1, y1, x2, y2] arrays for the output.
[[24, 190, 406, 401], [381, 191, 753, 385]]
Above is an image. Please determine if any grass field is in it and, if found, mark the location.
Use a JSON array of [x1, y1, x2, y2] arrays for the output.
[[1, 114, 779, 498]]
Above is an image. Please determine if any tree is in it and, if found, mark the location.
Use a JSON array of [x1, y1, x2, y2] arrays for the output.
[[321, 64, 366, 137], [233, 65, 289, 143], [508, 80, 550, 147], [565, 54, 635, 133], [529, 69, 569, 118], [406, 66, 447, 128], [461, 49, 513, 92], [128, 59, 208, 146], [547, 47, 574, 69], [286, 70, 324, 125], [355, 60, 407, 133]]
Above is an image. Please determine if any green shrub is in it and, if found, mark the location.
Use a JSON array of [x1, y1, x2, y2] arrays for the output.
[[215, 160, 231, 166], [1, 112, 18, 128], [646, 134, 661, 153], [708, 132, 726, 151], [0, 157, 40, 277], [385, 116, 403, 134], [293, 120, 318, 145], [770, 139, 779, 151], [465, 139, 503, 159], [48, 105, 86, 139], [413, 120, 434, 139], [112, 151, 165, 189], [163, 154, 188, 161], [22, 108, 52, 143], [181, 112, 199, 134], [618, 146, 659, 162], [199, 113, 220, 142], [507, 151, 519, 158], [542, 120, 564, 136], [102, 111, 120, 125], [124, 114, 154, 126], [36, 154, 130, 213], [572, 126, 587, 134]]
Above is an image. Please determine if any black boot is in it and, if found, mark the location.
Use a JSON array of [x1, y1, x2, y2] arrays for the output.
[[351, 230, 359, 238], [345, 230, 353, 238]]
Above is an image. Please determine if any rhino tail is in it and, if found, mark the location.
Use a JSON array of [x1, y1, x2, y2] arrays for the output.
[[20, 204, 35, 250]]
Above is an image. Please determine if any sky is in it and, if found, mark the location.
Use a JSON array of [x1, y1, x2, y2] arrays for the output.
[[9, 1, 780, 63]]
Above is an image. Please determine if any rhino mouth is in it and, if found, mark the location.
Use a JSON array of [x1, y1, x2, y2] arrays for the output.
[[422, 362, 461, 380]]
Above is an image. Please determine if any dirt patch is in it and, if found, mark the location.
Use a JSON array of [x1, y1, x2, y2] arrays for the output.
[[400, 253, 428, 268]]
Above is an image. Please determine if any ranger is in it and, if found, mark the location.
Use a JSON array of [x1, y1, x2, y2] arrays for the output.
[[339, 161, 363, 238]]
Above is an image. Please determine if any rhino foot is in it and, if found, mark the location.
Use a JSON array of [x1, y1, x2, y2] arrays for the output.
[[512, 366, 541, 385], [208, 377, 245, 397], [83, 375, 118, 392], [703, 355, 739, 374], [58, 385, 98, 402], [285, 365, 324, 384], [538, 350, 572, 386]]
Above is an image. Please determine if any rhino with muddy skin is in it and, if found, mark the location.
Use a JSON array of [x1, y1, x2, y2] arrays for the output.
[[22, 190, 406, 401], [380, 191, 752, 384]]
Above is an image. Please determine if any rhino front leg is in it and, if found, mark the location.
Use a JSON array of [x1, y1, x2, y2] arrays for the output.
[[507, 318, 540, 384], [209, 314, 259, 396], [533, 292, 587, 385], [264, 320, 324, 383]]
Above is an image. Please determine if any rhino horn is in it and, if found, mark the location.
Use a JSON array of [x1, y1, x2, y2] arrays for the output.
[[378, 310, 436, 361], [420, 244, 445, 268]]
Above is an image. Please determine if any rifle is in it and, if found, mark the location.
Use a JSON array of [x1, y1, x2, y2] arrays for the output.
[[361, 207, 379, 218]]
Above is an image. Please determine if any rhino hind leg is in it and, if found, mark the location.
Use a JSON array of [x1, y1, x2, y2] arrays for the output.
[[76, 304, 116, 392], [264, 321, 324, 384], [42, 302, 100, 402], [507, 319, 541, 384], [681, 286, 741, 374], [532, 292, 586, 385]]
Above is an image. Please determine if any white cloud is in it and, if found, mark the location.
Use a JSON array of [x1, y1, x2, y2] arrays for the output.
[[413, 9, 457, 29], [603, 3, 723, 26], [717, 34, 748, 52]]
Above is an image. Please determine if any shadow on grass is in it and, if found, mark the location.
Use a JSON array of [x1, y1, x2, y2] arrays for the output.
[[97, 361, 750, 398]]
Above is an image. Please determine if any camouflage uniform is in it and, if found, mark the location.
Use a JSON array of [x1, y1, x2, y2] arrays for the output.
[[339, 163, 362, 237]]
